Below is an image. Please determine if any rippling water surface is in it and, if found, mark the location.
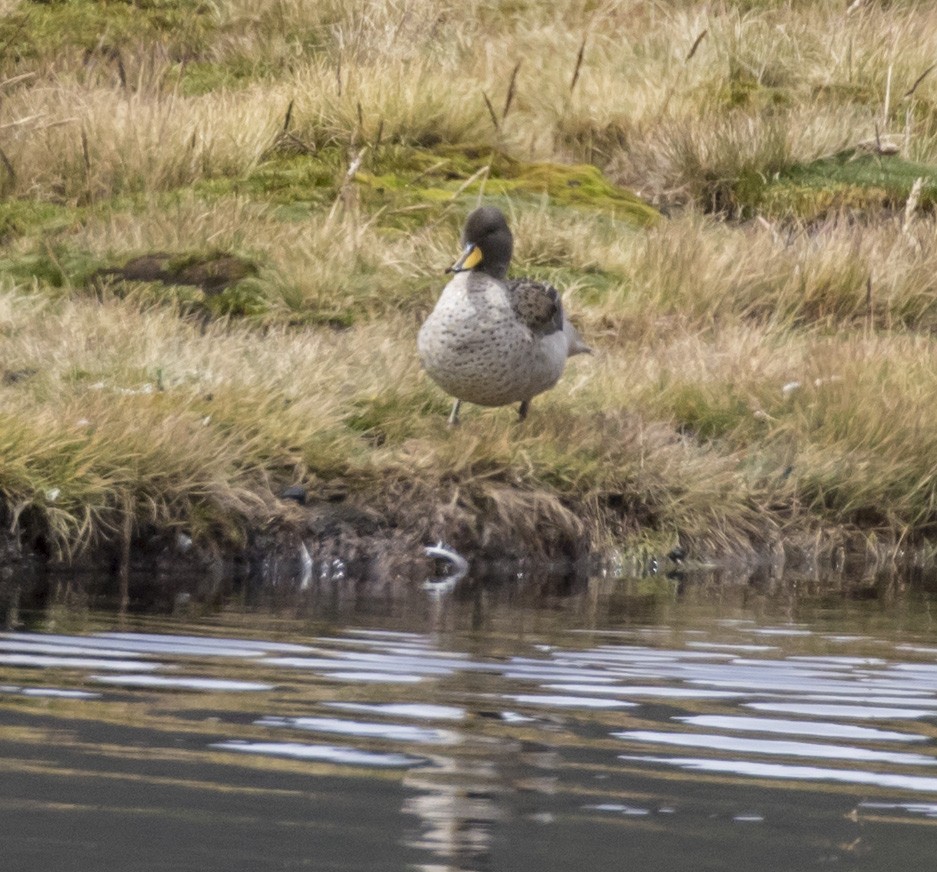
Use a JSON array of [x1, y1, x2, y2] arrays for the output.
[[3, 574, 937, 870]]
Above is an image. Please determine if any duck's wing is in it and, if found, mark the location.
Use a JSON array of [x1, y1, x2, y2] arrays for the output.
[[506, 277, 564, 337], [507, 277, 593, 356]]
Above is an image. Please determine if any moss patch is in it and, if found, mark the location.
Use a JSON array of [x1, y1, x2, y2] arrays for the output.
[[714, 73, 791, 111], [743, 150, 937, 221], [195, 145, 658, 229], [173, 58, 277, 96], [0, 243, 104, 290], [194, 153, 340, 210], [0, 0, 219, 75], [357, 146, 659, 227], [499, 161, 658, 224], [0, 200, 76, 243]]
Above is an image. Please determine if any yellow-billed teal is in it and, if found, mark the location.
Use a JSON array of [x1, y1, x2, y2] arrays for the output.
[[418, 206, 591, 426]]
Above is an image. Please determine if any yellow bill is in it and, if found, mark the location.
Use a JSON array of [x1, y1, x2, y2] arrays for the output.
[[446, 242, 483, 273]]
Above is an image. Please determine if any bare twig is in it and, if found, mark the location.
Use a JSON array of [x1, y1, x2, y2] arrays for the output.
[[0, 145, 14, 195], [411, 163, 491, 236], [883, 63, 893, 125], [408, 159, 448, 186], [853, 133, 900, 156], [755, 215, 783, 246], [81, 129, 90, 168], [265, 100, 317, 156], [685, 29, 708, 62], [570, 37, 587, 94], [656, 30, 708, 122], [42, 240, 65, 285], [903, 63, 936, 100], [113, 47, 127, 89], [327, 146, 369, 222], [344, 147, 367, 182], [502, 61, 521, 121], [450, 164, 490, 202], [80, 126, 94, 203], [903, 176, 924, 233], [280, 132, 316, 154], [119, 508, 132, 615], [482, 91, 499, 131], [82, 45, 126, 88], [0, 113, 47, 131], [0, 72, 36, 91]]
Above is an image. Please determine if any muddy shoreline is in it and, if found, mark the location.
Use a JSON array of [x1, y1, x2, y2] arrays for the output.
[[1, 494, 930, 623], [0, 494, 586, 617]]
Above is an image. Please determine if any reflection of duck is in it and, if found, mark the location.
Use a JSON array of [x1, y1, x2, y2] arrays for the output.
[[418, 207, 591, 426]]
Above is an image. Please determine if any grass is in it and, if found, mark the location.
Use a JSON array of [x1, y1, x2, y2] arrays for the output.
[[7, 1, 937, 580]]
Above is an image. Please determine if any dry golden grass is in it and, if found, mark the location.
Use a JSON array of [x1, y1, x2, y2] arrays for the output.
[[6, 0, 937, 572], [5, 1, 937, 201]]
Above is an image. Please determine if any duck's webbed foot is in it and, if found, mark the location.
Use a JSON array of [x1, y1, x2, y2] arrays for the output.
[[447, 399, 462, 428], [517, 400, 530, 422]]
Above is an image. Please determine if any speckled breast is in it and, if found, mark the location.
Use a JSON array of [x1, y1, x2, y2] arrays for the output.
[[417, 272, 567, 406]]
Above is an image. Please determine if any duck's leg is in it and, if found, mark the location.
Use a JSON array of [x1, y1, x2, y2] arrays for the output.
[[517, 400, 530, 422], [447, 399, 462, 427]]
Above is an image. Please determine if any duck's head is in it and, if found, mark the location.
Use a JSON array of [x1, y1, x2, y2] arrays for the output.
[[446, 206, 513, 280]]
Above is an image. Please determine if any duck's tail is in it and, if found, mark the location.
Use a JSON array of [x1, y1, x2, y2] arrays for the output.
[[563, 319, 592, 356]]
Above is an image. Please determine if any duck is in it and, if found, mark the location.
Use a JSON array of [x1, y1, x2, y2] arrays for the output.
[[418, 206, 591, 426]]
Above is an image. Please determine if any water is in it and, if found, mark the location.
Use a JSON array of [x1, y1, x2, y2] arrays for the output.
[[3, 574, 937, 870]]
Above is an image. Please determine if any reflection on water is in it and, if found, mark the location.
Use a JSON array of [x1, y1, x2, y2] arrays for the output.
[[2, 577, 937, 870]]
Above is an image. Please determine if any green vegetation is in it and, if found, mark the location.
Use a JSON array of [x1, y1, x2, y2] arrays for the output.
[[745, 151, 937, 220], [6, 0, 937, 577]]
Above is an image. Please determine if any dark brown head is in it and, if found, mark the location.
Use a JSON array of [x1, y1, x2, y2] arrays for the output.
[[446, 206, 513, 280]]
